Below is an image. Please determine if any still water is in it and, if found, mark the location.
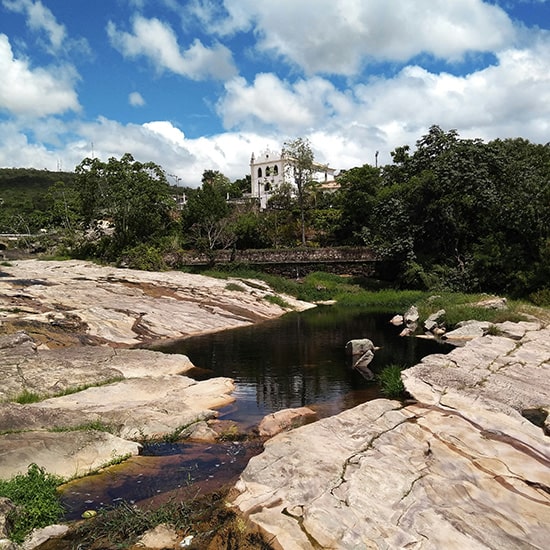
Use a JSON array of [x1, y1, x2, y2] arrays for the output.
[[61, 305, 451, 519]]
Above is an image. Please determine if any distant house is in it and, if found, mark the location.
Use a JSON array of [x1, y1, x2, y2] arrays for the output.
[[250, 147, 338, 209]]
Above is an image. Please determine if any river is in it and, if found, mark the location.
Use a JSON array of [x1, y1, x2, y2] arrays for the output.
[[60, 305, 451, 519]]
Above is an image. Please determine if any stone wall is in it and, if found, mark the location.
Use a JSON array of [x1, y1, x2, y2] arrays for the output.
[[179, 247, 379, 277]]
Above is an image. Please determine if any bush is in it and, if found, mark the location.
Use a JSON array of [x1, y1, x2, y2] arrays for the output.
[[121, 243, 167, 271], [529, 288, 550, 307], [0, 463, 65, 543]]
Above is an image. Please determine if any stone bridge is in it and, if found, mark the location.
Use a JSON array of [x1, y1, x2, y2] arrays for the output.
[[180, 247, 383, 277]]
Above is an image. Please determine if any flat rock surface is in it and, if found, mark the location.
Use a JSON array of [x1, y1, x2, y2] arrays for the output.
[[0, 431, 141, 480], [0, 260, 313, 347], [233, 323, 550, 549]]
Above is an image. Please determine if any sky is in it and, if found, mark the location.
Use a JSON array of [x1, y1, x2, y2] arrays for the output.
[[0, 0, 549, 187]]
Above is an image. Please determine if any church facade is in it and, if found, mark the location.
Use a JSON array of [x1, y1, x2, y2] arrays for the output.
[[250, 147, 337, 209]]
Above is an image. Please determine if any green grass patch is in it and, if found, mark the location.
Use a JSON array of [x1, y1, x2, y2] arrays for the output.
[[0, 463, 65, 543], [49, 420, 115, 434], [264, 294, 292, 308], [14, 389, 42, 404], [377, 364, 406, 398], [225, 282, 246, 292], [7, 378, 124, 404]]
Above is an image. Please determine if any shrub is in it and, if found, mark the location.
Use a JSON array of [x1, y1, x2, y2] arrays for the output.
[[0, 463, 65, 543], [377, 364, 405, 398], [529, 288, 550, 307]]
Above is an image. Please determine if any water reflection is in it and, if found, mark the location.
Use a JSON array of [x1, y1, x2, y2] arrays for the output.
[[157, 305, 451, 426]]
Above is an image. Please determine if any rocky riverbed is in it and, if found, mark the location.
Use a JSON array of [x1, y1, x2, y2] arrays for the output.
[[1, 260, 549, 549], [0, 260, 314, 482]]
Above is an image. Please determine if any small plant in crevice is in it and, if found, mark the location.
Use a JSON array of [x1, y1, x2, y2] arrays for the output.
[[264, 294, 291, 309], [0, 463, 65, 543], [14, 389, 42, 404], [377, 364, 406, 398]]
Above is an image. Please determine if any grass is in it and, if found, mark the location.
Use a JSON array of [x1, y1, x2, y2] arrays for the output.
[[225, 282, 246, 292], [49, 420, 115, 434], [8, 377, 124, 405], [0, 463, 65, 543], [14, 389, 42, 404], [377, 364, 406, 398], [71, 489, 274, 549], [264, 294, 291, 308]]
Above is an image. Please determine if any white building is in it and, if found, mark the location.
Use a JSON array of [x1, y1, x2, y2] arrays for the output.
[[250, 147, 337, 209]]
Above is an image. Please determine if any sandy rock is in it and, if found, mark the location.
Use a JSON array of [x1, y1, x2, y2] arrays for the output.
[[258, 407, 316, 437], [0, 431, 141, 480], [423, 309, 445, 332], [21, 524, 69, 550], [133, 523, 179, 549], [183, 421, 219, 442], [390, 314, 404, 326], [0, 498, 14, 539]]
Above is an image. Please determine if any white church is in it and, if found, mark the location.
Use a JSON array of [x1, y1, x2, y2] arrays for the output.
[[250, 147, 338, 209]]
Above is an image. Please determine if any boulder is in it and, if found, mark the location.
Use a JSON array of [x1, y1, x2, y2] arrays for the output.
[[404, 305, 419, 327], [442, 320, 491, 343], [423, 309, 445, 332], [132, 523, 179, 549], [258, 407, 316, 437], [390, 314, 404, 326], [345, 338, 376, 356], [21, 524, 69, 550]]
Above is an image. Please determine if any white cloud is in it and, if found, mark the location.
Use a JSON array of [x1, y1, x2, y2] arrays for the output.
[[0, 34, 80, 117], [107, 15, 237, 80], [3, 0, 66, 52], [129, 91, 145, 106], [202, 0, 516, 75]]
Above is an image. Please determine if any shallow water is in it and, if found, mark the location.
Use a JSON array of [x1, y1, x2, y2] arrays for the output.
[[61, 306, 451, 519]]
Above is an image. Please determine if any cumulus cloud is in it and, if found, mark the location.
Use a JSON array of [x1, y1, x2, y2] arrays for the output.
[[0, 34, 80, 117], [129, 91, 145, 106], [3, 0, 66, 52], [199, 0, 516, 75], [107, 15, 238, 80]]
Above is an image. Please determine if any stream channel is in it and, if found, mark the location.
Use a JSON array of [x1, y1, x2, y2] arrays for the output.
[[60, 305, 452, 520]]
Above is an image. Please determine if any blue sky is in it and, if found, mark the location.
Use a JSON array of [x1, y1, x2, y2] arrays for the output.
[[0, 0, 549, 186]]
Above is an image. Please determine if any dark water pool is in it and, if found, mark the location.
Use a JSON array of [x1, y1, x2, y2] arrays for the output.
[[157, 305, 451, 427], [61, 306, 452, 519]]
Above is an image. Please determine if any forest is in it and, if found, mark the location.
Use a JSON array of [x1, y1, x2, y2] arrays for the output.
[[0, 126, 548, 303]]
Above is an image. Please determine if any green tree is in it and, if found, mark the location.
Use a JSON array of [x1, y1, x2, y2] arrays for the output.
[[181, 172, 233, 251], [282, 138, 315, 246], [336, 164, 381, 244], [74, 153, 173, 253]]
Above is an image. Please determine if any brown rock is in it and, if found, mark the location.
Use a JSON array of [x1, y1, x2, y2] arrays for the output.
[[258, 407, 317, 437]]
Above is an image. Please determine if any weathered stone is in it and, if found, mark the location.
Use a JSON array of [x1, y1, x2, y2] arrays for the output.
[[258, 407, 316, 437], [133, 523, 178, 549], [0, 431, 141, 480], [0, 260, 314, 347], [495, 320, 541, 340], [0, 498, 14, 539], [404, 305, 419, 326], [423, 309, 445, 332], [183, 421, 219, 442], [345, 338, 376, 356], [21, 524, 69, 550], [474, 296, 508, 310], [390, 314, 404, 326], [442, 320, 491, 342]]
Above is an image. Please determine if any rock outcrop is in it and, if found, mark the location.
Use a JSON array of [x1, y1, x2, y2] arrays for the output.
[[0, 259, 314, 347], [233, 322, 550, 549]]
